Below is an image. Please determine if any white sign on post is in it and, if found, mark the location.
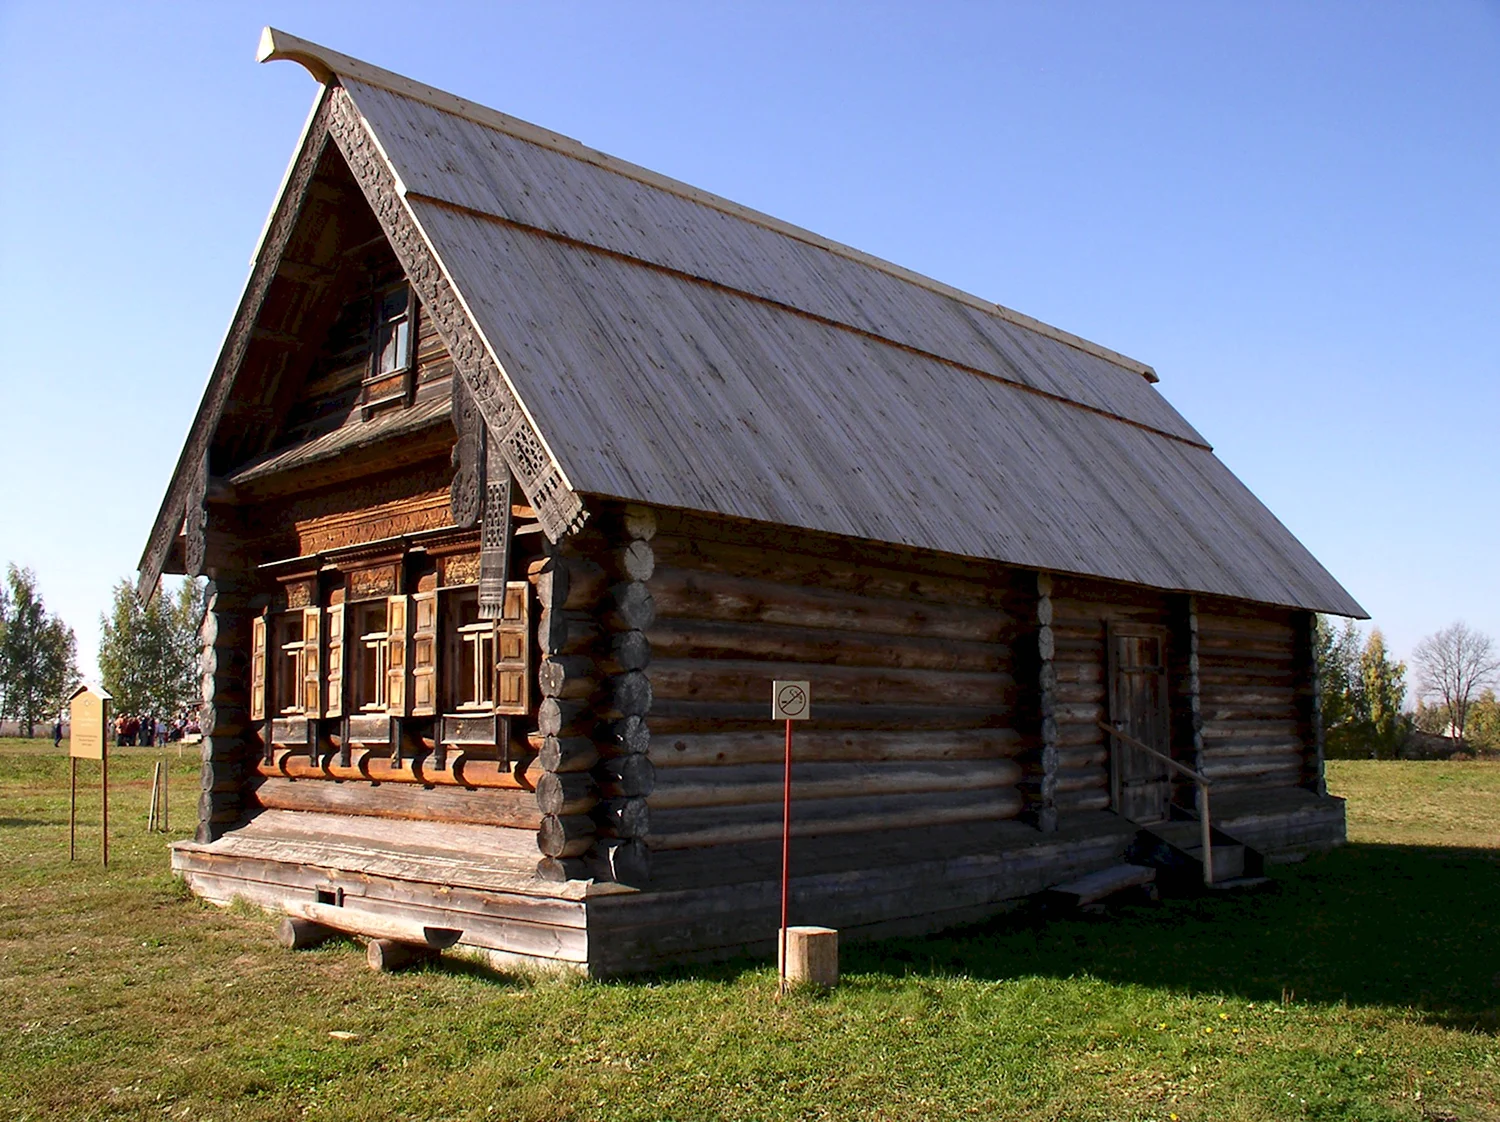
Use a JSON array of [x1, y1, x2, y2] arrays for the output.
[[771, 680, 811, 721]]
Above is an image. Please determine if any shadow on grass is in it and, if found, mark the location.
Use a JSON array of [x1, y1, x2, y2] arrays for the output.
[[651, 843, 1500, 1032]]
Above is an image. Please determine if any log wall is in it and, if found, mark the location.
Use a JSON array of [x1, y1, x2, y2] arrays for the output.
[[614, 508, 1034, 885], [1194, 595, 1313, 795], [1045, 574, 1174, 818]]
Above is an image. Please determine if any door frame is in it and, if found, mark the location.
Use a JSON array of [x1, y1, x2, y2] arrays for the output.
[[1105, 621, 1172, 821]]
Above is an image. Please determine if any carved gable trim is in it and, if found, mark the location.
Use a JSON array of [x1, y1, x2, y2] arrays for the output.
[[323, 85, 587, 543], [138, 90, 336, 600]]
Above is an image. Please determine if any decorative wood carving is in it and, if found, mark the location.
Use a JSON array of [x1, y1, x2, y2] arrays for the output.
[[138, 90, 336, 601], [349, 564, 398, 600], [449, 375, 484, 528], [478, 464, 513, 620], [440, 552, 481, 587], [283, 580, 315, 610], [323, 86, 587, 543]]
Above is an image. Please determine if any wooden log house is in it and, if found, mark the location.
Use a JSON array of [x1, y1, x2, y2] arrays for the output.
[[141, 30, 1365, 975]]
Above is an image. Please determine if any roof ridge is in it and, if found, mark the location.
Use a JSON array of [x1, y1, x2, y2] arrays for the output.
[[257, 26, 1159, 384]]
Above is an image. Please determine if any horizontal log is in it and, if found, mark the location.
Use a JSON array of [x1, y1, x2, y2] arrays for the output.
[[648, 567, 1012, 643], [536, 771, 600, 816], [596, 754, 655, 798], [1200, 721, 1299, 741], [1053, 788, 1111, 813], [649, 759, 1021, 809], [538, 698, 590, 737], [647, 787, 1024, 850], [540, 735, 600, 774], [593, 838, 651, 887], [1050, 765, 1107, 794], [289, 901, 462, 949], [599, 670, 653, 719], [1198, 739, 1303, 760], [623, 504, 657, 542], [249, 776, 541, 828], [537, 814, 596, 858], [647, 658, 1015, 709], [536, 856, 590, 882], [600, 629, 652, 675], [597, 715, 651, 756], [533, 552, 613, 611], [594, 796, 650, 839], [1199, 685, 1298, 707], [648, 531, 1014, 612], [650, 727, 1024, 769], [276, 916, 333, 950], [538, 655, 598, 700], [645, 617, 1010, 674], [1200, 756, 1305, 781], [619, 540, 656, 583], [537, 609, 601, 657], [647, 701, 1013, 734], [603, 581, 657, 632], [258, 750, 542, 791]]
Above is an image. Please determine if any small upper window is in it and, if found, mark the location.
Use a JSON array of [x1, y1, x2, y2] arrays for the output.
[[361, 283, 416, 414], [374, 286, 412, 375]]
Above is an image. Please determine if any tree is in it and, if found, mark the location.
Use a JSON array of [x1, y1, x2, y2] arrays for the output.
[[1358, 628, 1408, 759], [1412, 622, 1500, 744], [98, 578, 205, 720], [1315, 615, 1365, 757], [0, 565, 79, 737]]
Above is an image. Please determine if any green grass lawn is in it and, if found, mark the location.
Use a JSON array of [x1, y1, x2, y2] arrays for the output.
[[2, 742, 1497, 1121]]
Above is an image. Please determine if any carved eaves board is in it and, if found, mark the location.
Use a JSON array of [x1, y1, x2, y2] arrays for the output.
[[137, 87, 586, 600]]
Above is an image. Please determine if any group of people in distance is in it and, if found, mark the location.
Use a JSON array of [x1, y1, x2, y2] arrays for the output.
[[50, 711, 203, 748], [111, 713, 201, 748]]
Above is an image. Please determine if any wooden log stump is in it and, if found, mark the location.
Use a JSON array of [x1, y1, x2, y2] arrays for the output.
[[276, 916, 334, 950], [366, 938, 437, 973], [781, 926, 839, 989]]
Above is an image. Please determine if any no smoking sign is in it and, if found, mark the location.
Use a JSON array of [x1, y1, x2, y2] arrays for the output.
[[771, 680, 811, 721]]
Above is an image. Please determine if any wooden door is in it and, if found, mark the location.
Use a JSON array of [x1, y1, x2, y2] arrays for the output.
[[1107, 625, 1172, 823]]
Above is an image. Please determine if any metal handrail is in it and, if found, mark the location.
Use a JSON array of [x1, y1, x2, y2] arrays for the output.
[[1096, 720, 1216, 887]]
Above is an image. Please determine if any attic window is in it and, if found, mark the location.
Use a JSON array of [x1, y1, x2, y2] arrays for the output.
[[361, 283, 416, 416]]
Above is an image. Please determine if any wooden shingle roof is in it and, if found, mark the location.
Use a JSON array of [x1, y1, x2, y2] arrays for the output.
[[151, 30, 1364, 617]]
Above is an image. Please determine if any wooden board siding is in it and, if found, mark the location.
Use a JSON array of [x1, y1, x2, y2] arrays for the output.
[[636, 510, 1031, 883], [1047, 575, 1174, 818], [1195, 597, 1309, 794]]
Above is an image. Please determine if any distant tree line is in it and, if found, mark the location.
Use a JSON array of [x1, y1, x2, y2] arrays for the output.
[[98, 578, 204, 721], [0, 565, 79, 737], [1317, 617, 1499, 758]]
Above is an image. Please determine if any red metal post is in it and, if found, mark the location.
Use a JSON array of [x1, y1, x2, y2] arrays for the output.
[[779, 716, 793, 992]]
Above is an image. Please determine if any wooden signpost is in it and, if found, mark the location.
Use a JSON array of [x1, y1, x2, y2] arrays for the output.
[[67, 685, 111, 866], [772, 680, 817, 993]]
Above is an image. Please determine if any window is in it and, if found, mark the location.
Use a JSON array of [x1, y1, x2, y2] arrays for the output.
[[453, 595, 495, 710], [351, 602, 390, 711], [374, 285, 412, 375], [275, 614, 305, 716], [442, 585, 530, 717], [361, 283, 415, 414]]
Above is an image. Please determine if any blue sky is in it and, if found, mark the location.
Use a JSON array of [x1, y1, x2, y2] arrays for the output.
[[1, 1, 1495, 687]]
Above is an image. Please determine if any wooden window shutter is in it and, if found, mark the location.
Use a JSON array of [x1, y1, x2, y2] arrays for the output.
[[301, 607, 322, 717], [410, 591, 438, 717], [495, 581, 530, 716], [250, 615, 267, 722], [324, 603, 345, 719], [386, 595, 409, 716]]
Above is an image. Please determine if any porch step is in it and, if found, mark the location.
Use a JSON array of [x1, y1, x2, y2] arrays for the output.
[[1046, 864, 1157, 908], [1181, 843, 1246, 882], [1205, 875, 1273, 893]]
